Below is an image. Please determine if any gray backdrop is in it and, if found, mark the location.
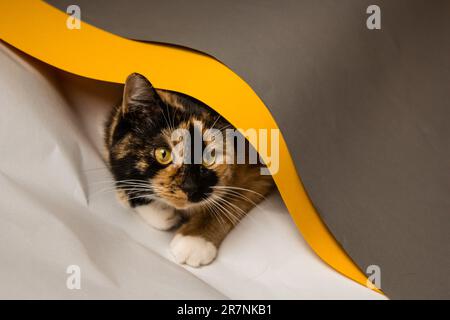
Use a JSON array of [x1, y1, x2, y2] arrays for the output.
[[47, 0, 450, 299]]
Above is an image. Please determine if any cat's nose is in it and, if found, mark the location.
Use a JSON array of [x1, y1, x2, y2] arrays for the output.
[[180, 177, 203, 202]]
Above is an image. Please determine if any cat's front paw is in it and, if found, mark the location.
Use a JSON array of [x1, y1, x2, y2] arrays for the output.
[[135, 202, 180, 231], [170, 234, 217, 267]]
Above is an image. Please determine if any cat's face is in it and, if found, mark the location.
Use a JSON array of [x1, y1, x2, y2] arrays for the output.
[[105, 73, 234, 210]]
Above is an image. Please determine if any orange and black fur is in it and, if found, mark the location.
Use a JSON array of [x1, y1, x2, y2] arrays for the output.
[[104, 73, 273, 267]]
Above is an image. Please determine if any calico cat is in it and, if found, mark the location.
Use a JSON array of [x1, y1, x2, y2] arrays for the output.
[[104, 73, 273, 267]]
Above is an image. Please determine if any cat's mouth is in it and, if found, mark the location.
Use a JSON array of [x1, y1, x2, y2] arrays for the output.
[[152, 191, 214, 211], [148, 181, 215, 211]]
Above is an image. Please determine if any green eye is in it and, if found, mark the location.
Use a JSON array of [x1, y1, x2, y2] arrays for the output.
[[202, 151, 216, 167], [155, 147, 172, 165]]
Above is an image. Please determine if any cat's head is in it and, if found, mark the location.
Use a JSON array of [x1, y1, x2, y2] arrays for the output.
[[105, 73, 234, 210]]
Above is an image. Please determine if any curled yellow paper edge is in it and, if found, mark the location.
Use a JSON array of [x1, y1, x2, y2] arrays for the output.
[[0, 0, 381, 293]]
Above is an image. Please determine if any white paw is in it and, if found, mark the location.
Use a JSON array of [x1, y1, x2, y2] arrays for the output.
[[135, 202, 180, 231], [170, 234, 217, 267]]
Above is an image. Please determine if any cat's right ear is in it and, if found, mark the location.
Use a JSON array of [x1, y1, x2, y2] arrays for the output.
[[122, 73, 160, 115]]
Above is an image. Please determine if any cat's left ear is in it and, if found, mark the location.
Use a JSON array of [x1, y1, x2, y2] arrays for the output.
[[122, 73, 161, 114]]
